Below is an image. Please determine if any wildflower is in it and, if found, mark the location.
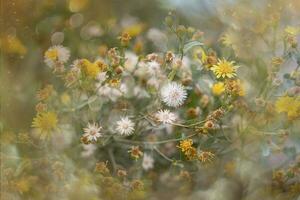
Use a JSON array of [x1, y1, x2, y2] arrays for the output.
[[79, 59, 100, 78], [15, 177, 31, 194], [32, 112, 58, 134], [36, 85, 54, 101], [284, 26, 300, 36], [130, 179, 144, 190], [97, 83, 125, 102], [211, 58, 239, 78], [272, 57, 283, 66], [128, 146, 143, 160], [60, 93, 71, 105], [83, 122, 103, 142], [194, 49, 218, 69], [35, 102, 47, 113], [165, 51, 174, 63], [95, 161, 110, 175], [94, 59, 108, 71], [119, 32, 131, 46], [114, 66, 123, 74], [225, 79, 245, 96], [154, 109, 177, 124], [272, 170, 285, 184], [146, 60, 161, 75], [275, 96, 300, 119], [107, 46, 118, 57], [142, 153, 154, 171], [208, 108, 225, 120], [204, 120, 215, 129], [186, 107, 200, 118], [220, 32, 238, 47], [109, 78, 121, 87], [212, 82, 225, 96], [185, 147, 198, 160], [44, 45, 70, 68], [125, 22, 145, 36], [198, 151, 215, 163], [117, 169, 127, 177], [177, 139, 193, 153], [193, 48, 207, 64], [124, 51, 138, 72], [161, 82, 187, 107], [116, 117, 135, 136], [64, 71, 78, 87], [146, 53, 158, 61]]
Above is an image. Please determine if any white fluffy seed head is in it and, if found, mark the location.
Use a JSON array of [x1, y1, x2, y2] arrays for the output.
[[160, 82, 187, 107], [155, 109, 177, 124], [116, 117, 135, 136]]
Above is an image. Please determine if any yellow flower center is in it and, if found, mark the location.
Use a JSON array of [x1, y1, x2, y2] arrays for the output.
[[218, 62, 234, 74], [45, 49, 58, 61], [32, 112, 58, 133]]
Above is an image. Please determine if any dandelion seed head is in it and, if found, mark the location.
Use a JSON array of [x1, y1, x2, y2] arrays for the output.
[[161, 82, 187, 107], [155, 109, 177, 124]]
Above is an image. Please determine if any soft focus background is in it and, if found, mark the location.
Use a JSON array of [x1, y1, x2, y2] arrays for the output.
[[1, 0, 300, 199]]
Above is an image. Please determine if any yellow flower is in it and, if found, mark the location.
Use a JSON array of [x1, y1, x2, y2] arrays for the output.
[[79, 59, 100, 78], [122, 23, 145, 37], [284, 26, 300, 36], [32, 112, 58, 134], [44, 48, 58, 61], [0, 35, 27, 55], [211, 58, 239, 79], [15, 178, 30, 194], [177, 139, 193, 153], [212, 82, 225, 96], [60, 93, 71, 105], [275, 96, 300, 119], [193, 47, 207, 64], [220, 32, 238, 47]]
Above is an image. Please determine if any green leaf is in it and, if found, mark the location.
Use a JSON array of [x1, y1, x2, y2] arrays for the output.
[[168, 69, 177, 81], [183, 41, 203, 54]]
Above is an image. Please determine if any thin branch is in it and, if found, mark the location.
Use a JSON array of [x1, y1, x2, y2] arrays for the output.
[[113, 133, 198, 146], [153, 147, 173, 163]]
